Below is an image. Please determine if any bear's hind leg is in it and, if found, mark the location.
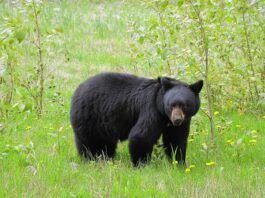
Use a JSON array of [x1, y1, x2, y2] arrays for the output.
[[74, 134, 95, 159], [75, 134, 118, 160]]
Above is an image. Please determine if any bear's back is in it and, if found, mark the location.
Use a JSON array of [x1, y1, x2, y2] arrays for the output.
[[87, 72, 145, 91], [70, 72, 152, 139]]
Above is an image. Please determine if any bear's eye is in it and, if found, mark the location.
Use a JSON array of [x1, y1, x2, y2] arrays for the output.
[[171, 102, 177, 108], [171, 101, 184, 108]]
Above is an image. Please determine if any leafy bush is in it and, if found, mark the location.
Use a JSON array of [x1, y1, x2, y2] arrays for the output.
[[0, 0, 63, 118], [130, 0, 265, 112]]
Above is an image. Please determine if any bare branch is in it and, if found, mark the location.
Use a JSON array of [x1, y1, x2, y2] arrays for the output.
[[188, 0, 215, 142], [32, 0, 45, 117]]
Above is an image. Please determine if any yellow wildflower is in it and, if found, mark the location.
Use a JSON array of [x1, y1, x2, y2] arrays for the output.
[[235, 125, 241, 128], [249, 139, 257, 144], [251, 130, 257, 133], [189, 165, 196, 169], [25, 126, 31, 130], [216, 125, 221, 128], [214, 111, 219, 115], [185, 168, 191, 173], [188, 139, 194, 143], [226, 140, 234, 145], [206, 161, 215, 166]]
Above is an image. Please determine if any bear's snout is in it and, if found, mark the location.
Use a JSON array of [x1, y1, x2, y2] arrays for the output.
[[171, 107, 185, 126]]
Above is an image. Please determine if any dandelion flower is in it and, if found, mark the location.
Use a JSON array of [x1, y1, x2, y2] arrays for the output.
[[189, 165, 196, 169], [206, 161, 215, 166], [226, 140, 234, 145], [251, 130, 257, 133], [214, 111, 219, 115], [216, 125, 221, 128], [235, 125, 241, 128], [188, 139, 194, 143], [25, 126, 31, 130], [249, 139, 257, 144], [185, 168, 191, 173]]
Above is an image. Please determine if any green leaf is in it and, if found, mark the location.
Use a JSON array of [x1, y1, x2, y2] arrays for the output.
[[177, 0, 184, 7], [14, 30, 26, 43], [138, 36, 144, 44], [161, 0, 169, 11]]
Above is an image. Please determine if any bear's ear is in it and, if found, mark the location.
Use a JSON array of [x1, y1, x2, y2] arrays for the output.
[[189, 80, 203, 94], [159, 77, 174, 91]]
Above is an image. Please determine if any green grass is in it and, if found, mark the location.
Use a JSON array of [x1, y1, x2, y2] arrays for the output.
[[0, 1, 265, 197]]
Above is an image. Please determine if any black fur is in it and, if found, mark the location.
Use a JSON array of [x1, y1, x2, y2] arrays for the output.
[[70, 72, 203, 166]]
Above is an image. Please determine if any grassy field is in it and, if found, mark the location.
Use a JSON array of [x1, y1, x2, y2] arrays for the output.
[[0, 1, 265, 197]]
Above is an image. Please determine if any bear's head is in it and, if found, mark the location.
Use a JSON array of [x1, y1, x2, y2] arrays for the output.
[[160, 77, 203, 126]]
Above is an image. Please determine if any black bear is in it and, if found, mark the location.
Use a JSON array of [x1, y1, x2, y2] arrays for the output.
[[70, 72, 203, 166]]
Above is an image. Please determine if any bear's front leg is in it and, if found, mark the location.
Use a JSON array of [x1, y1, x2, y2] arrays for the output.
[[163, 120, 190, 165], [129, 136, 153, 166], [128, 117, 162, 166]]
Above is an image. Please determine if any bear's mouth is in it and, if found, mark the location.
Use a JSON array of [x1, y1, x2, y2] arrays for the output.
[[171, 107, 185, 126]]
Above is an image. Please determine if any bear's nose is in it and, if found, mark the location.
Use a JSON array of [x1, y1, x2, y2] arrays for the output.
[[173, 118, 183, 126]]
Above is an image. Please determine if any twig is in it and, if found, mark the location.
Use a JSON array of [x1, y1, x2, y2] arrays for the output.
[[189, 0, 215, 142], [201, 109, 211, 119], [32, 0, 44, 116], [242, 9, 259, 101], [157, 12, 171, 74]]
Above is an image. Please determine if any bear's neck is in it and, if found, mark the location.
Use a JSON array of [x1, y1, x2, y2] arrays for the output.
[[156, 86, 167, 118]]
